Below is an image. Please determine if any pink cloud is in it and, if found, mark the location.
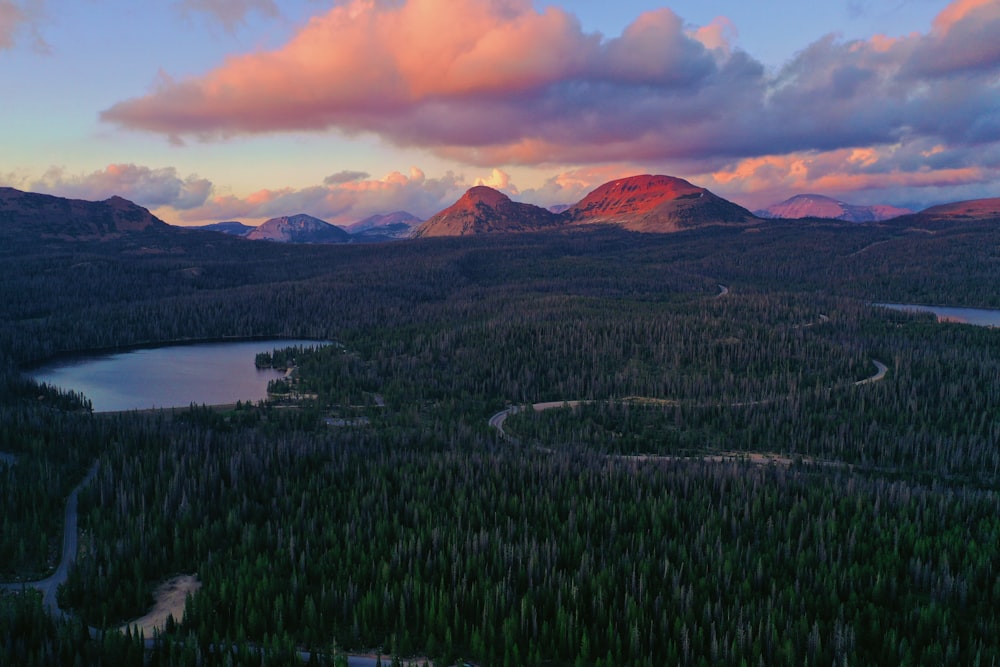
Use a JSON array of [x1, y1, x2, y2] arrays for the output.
[[22, 163, 212, 210], [0, 0, 47, 51], [691, 17, 738, 54], [473, 169, 518, 195], [518, 164, 648, 208], [100, 0, 1000, 201], [100, 0, 735, 150], [933, 0, 998, 33], [701, 141, 999, 210], [175, 168, 469, 225]]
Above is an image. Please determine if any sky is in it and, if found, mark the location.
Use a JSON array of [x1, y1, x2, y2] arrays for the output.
[[2, 0, 999, 226]]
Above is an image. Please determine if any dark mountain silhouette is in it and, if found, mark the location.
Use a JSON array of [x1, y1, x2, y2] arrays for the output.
[[756, 194, 910, 222], [411, 186, 562, 238], [246, 214, 350, 244], [0, 187, 167, 240]]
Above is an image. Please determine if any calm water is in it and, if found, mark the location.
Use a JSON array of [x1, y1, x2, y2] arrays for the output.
[[29, 339, 327, 412], [876, 303, 1000, 327]]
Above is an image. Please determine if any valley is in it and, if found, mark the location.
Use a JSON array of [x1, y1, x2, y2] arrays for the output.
[[2, 184, 1000, 666]]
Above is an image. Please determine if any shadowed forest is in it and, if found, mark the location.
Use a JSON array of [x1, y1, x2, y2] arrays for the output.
[[2, 218, 1000, 665]]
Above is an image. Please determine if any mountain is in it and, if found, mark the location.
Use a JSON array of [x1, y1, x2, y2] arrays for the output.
[[0, 186, 167, 240], [345, 211, 422, 241], [562, 175, 757, 232], [912, 198, 1000, 222], [197, 221, 254, 236], [756, 194, 911, 222], [345, 211, 422, 234], [246, 214, 351, 244], [411, 186, 562, 238]]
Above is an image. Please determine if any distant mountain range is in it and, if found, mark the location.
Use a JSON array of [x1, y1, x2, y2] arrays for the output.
[[756, 194, 911, 222], [197, 221, 254, 236], [3, 181, 998, 247], [344, 211, 423, 241], [197, 211, 422, 243]]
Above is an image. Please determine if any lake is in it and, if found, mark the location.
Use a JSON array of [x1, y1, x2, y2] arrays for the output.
[[875, 303, 1000, 327], [28, 339, 327, 412]]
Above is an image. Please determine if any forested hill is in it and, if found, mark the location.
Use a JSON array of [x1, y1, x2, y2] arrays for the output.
[[0, 187, 167, 240], [888, 197, 1000, 228]]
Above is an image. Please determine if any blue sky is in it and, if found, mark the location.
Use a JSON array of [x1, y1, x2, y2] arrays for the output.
[[2, 0, 997, 225]]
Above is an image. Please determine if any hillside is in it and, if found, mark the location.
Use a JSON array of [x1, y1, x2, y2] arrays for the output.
[[563, 174, 757, 232], [0, 187, 167, 240], [914, 197, 1000, 221], [411, 186, 561, 237]]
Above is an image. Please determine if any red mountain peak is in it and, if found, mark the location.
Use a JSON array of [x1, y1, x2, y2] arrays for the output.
[[566, 175, 706, 222], [457, 186, 512, 208]]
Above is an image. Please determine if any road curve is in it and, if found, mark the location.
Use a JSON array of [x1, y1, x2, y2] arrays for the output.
[[490, 360, 890, 447], [855, 360, 889, 385], [1, 461, 99, 618], [490, 401, 593, 443], [3, 461, 427, 666]]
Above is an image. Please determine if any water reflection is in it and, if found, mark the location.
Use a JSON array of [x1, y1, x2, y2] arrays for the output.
[[875, 303, 1000, 327], [29, 339, 326, 412]]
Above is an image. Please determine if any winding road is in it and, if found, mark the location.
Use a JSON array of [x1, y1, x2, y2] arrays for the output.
[[1, 462, 99, 618], [489, 359, 890, 463], [2, 461, 432, 665]]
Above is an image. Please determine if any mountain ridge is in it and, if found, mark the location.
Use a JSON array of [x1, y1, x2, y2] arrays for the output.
[[4, 183, 998, 248], [197, 221, 254, 236], [562, 174, 757, 232], [412, 186, 563, 238], [756, 194, 910, 222], [0, 186, 167, 240]]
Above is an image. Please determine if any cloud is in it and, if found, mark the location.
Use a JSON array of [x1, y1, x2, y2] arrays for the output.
[[324, 170, 369, 185], [474, 169, 518, 195], [100, 0, 741, 153], [517, 164, 647, 208], [176, 168, 470, 224], [0, 0, 47, 51], [25, 164, 213, 210], [98, 0, 1000, 203], [176, 0, 279, 31], [699, 139, 1000, 210]]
